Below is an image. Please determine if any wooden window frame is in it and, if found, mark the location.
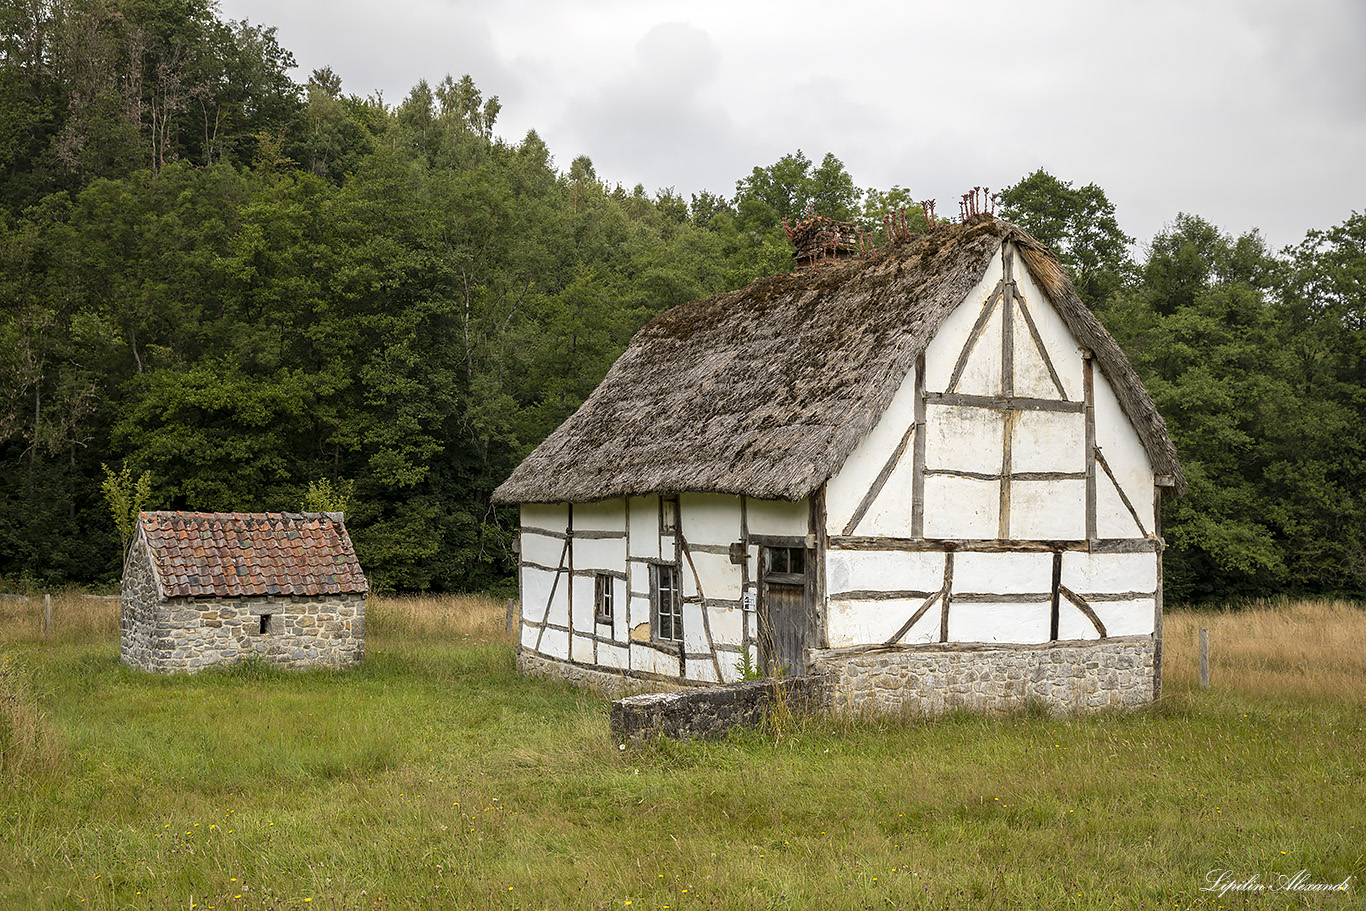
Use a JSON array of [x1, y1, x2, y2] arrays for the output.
[[651, 563, 683, 643], [594, 572, 614, 626], [763, 545, 807, 586]]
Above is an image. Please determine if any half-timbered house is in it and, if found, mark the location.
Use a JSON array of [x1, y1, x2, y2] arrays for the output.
[[493, 214, 1183, 713]]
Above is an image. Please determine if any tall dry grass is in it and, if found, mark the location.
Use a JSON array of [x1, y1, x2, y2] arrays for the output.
[[364, 592, 512, 645], [0, 591, 119, 645], [1164, 597, 1366, 700], [0, 651, 66, 784]]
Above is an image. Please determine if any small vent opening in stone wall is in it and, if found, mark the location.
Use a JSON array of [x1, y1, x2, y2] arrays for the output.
[[259, 614, 272, 635]]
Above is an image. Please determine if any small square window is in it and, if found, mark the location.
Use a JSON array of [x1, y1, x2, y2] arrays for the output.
[[653, 564, 682, 642], [594, 573, 614, 625], [259, 613, 272, 635], [765, 547, 805, 576]]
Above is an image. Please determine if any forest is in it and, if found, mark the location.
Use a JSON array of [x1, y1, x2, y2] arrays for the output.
[[0, 0, 1362, 602]]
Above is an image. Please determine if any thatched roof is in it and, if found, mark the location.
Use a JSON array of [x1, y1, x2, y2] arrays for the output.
[[494, 216, 1183, 505]]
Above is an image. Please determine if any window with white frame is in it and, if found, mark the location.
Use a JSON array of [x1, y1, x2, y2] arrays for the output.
[[652, 563, 682, 642], [594, 573, 614, 625]]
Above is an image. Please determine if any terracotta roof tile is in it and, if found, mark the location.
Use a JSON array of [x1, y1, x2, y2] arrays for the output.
[[138, 512, 369, 599]]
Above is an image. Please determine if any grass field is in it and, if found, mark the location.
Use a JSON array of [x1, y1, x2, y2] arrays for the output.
[[1, 592, 1363, 909]]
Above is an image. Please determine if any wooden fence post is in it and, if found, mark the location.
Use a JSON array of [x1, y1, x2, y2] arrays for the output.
[[505, 598, 517, 636], [44, 593, 51, 639], [1198, 628, 1209, 688]]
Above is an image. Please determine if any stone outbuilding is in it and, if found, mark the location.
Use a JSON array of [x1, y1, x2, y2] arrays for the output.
[[494, 213, 1183, 715], [120, 511, 368, 673]]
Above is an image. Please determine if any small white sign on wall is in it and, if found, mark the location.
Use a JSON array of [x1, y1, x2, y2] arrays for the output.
[[743, 591, 757, 611]]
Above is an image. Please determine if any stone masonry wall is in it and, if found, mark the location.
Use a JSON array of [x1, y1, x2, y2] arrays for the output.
[[611, 677, 823, 742], [121, 577, 365, 674], [809, 636, 1156, 716], [120, 535, 160, 668]]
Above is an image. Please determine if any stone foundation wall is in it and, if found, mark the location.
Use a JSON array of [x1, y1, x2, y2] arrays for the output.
[[516, 649, 681, 699], [121, 588, 366, 673], [809, 636, 1157, 716], [611, 677, 822, 742]]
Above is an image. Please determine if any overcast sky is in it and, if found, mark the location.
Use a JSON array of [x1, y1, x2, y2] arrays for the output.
[[217, 0, 1365, 253]]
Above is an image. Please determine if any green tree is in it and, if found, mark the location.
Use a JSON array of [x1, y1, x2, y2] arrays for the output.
[[302, 477, 353, 514], [101, 461, 152, 551], [1001, 169, 1134, 308], [733, 150, 861, 229]]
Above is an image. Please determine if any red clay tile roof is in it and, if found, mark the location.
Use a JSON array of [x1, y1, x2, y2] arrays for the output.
[[138, 512, 368, 599]]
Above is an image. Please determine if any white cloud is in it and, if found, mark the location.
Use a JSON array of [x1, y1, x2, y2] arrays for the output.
[[217, 0, 1366, 248]]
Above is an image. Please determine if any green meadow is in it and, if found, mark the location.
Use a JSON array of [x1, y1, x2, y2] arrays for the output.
[[1, 593, 1363, 910]]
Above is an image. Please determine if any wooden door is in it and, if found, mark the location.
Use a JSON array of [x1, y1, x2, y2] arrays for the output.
[[759, 546, 808, 676]]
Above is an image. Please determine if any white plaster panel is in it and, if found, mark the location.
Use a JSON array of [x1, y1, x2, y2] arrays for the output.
[[1011, 410, 1085, 473], [826, 549, 945, 597], [1012, 296, 1066, 400], [607, 576, 628, 641], [948, 601, 1051, 643], [597, 644, 630, 671], [629, 561, 652, 601], [569, 575, 594, 631], [706, 603, 744, 645], [679, 559, 698, 599], [519, 624, 538, 650], [683, 659, 717, 684], [628, 497, 660, 559], [572, 536, 626, 570], [925, 403, 1004, 474], [923, 476, 998, 539], [715, 650, 741, 684], [520, 567, 558, 624], [746, 497, 808, 537], [682, 602, 709, 653], [825, 365, 917, 535], [573, 498, 625, 532], [1009, 479, 1086, 540], [1055, 602, 1104, 641], [538, 627, 569, 660], [628, 594, 652, 630], [521, 502, 568, 532], [827, 597, 937, 647], [689, 550, 741, 601], [631, 645, 675, 678], [1090, 599, 1156, 637], [1013, 252, 1084, 400], [850, 452, 915, 537], [1096, 471, 1148, 538], [521, 532, 566, 570], [1093, 368, 1156, 526], [1061, 552, 1157, 594], [924, 252, 1006, 394], [679, 493, 741, 546], [953, 551, 1053, 595], [951, 308, 1003, 397], [570, 634, 595, 663]]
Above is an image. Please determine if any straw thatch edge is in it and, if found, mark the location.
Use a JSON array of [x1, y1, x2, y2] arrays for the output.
[[494, 217, 1183, 505]]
